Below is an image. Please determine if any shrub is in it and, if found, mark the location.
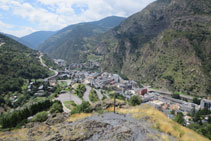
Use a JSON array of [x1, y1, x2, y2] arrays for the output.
[[50, 101, 63, 114], [193, 98, 200, 105], [71, 101, 91, 114], [89, 88, 99, 102], [128, 95, 142, 106], [31, 111, 48, 122], [174, 112, 185, 125]]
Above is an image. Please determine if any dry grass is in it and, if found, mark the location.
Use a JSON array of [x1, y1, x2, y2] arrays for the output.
[[67, 113, 93, 122], [108, 105, 209, 141], [0, 128, 28, 140]]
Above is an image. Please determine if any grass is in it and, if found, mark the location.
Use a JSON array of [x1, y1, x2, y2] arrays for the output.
[[64, 101, 76, 110], [107, 105, 209, 141], [0, 128, 28, 140], [59, 81, 68, 88], [66, 113, 92, 122]]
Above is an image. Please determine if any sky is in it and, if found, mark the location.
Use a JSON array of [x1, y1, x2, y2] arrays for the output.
[[0, 0, 155, 37]]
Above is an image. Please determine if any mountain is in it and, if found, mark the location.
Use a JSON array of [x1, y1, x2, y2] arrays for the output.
[[0, 34, 51, 94], [94, 0, 211, 97], [2, 33, 32, 48], [21, 31, 56, 49], [39, 16, 125, 63]]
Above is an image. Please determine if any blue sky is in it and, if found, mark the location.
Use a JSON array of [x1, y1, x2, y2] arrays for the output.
[[0, 0, 155, 37]]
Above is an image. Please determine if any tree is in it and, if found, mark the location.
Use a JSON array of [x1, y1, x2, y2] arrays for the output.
[[31, 111, 48, 122], [71, 101, 91, 114], [50, 101, 63, 113], [172, 93, 181, 99], [175, 112, 185, 125], [128, 95, 142, 106], [208, 116, 211, 124], [193, 98, 200, 105]]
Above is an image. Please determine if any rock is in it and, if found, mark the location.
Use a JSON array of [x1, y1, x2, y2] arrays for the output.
[[0, 112, 175, 141], [45, 113, 69, 126]]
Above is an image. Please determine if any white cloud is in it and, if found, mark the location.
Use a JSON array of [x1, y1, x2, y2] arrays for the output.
[[0, 20, 14, 29], [2, 27, 36, 37], [0, 0, 155, 36]]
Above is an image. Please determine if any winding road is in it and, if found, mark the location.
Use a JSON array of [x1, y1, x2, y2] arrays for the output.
[[55, 93, 82, 113], [95, 89, 103, 100], [83, 85, 92, 104], [39, 52, 58, 81]]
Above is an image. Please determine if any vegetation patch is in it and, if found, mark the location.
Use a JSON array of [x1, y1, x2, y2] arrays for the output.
[[128, 95, 142, 106], [74, 84, 86, 98], [89, 88, 99, 102], [71, 101, 91, 115], [31, 111, 48, 122], [50, 100, 63, 114], [63, 101, 76, 110], [67, 113, 92, 122]]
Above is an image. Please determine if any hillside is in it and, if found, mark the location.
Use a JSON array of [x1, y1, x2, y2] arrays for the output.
[[0, 34, 50, 94], [96, 0, 211, 97], [3, 33, 32, 48], [0, 104, 209, 141], [39, 16, 125, 63], [21, 31, 56, 50]]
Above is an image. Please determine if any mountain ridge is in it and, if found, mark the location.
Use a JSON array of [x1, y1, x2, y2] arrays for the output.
[[21, 31, 56, 49], [38, 16, 125, 63]]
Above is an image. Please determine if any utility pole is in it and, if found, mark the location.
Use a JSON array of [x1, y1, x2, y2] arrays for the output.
[[114, 93, 116, 113]]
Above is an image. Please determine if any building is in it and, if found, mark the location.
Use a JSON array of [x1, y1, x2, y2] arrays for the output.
[[54, 59, 66, 66], [137, 88, 148, 96], [200, 99, 211, 110]]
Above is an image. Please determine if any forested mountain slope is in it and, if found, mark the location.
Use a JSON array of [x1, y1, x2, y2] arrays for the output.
[[0, 34, 50, 94], [96, 0, 211, 96], [39, 16, 125, 63], [21, 31, 56, 50]]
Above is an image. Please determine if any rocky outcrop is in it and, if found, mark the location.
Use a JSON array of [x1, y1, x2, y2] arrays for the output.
[[0, 112, 175, 141]]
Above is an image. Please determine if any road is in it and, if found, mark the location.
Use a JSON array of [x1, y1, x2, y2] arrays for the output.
[[55, 93, 82, 113], [83, 84, 104, 104], [38, 52, 58, 81], [95, 89, 103, 100], [83, 85, 92, 104], [148, 88, 193, 100]]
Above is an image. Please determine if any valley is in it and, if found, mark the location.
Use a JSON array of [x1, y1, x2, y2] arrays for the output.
[[0, 0, 211, 140]]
